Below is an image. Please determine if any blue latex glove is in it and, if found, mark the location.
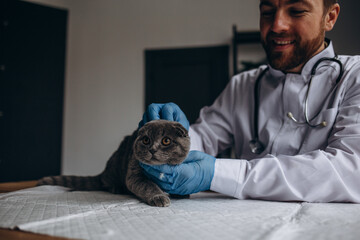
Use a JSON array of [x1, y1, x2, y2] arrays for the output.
[[140, 150, 216, 195], [139, 103, 189, 130]]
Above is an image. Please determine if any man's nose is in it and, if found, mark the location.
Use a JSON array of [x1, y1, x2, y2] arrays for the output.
[[271, 11, 290, 33]]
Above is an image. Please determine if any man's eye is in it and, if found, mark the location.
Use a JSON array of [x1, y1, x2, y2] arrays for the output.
[[260, 4, 275, 17], [261, 11, 275, 17], [290, 9, 307, 16], [260, 9, 275, 18]]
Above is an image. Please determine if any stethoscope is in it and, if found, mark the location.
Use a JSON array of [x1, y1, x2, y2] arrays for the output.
[[249, 56, 344, 154]]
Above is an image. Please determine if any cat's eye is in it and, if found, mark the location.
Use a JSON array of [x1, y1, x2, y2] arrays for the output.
[[142, 136, 150, 145], [161, 137, 171, 146]]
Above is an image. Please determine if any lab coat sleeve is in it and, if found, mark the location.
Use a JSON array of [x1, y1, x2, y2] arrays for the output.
[[189, 81, 235, 155], [189, 69, 258, 155], [210, 64, 360, 203]]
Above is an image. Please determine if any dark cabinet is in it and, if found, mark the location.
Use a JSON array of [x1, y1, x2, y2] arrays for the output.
[[0, 0, 67, 182], [145, 45, 229, 124]]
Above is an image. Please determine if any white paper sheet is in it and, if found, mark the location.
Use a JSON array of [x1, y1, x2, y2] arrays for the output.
[[0, 186, 359, 240]]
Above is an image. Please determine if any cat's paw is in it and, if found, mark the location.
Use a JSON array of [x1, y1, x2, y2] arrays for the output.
[[148, 194, 171, 207]]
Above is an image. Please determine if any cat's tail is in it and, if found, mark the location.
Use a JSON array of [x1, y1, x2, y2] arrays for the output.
[[37, 175, 104, 191]]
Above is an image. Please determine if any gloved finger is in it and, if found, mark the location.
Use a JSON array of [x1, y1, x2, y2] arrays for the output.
[[140, 163, 174, 183], [156, 181, 173, 192], [169, 103, 189, 129], [142, 162, 178, 175], [178, 116, 190, 130], [183, 150, 204, 163], [143, 103, 164, 124], [160, 103, 178, 121], [142, 168, 173, 187], [163, 180, 192, 195], [139, 162, 161, 174], [142, 175, 174, 192], [140, 167, 175, 192], [140, 162, 176, 180], [161, 103, 190, 129]]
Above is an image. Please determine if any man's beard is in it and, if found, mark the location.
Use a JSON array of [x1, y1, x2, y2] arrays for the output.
[[261, 27, 325, 72]]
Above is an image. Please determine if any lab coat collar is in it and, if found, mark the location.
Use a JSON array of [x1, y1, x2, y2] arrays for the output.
[[267, 38, 336, 81], [301, 38, 336, 78]]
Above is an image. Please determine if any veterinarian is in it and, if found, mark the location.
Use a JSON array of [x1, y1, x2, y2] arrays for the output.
[[140, 0, 360, 203]]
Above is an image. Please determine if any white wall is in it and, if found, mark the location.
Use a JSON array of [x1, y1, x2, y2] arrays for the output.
[[25, 0, 360, 176], [25, 0, 259, 175]]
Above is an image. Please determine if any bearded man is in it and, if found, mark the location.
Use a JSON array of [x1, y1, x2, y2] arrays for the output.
[[140, 0, 360, 203]]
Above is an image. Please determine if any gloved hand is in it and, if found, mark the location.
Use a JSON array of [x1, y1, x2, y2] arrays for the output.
[[140, 150, 216, 195], [139, 102, 189, 130]]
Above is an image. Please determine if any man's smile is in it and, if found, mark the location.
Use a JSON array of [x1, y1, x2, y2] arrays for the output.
[[273, 40, 294, 45], [270, 38, 296, 51]]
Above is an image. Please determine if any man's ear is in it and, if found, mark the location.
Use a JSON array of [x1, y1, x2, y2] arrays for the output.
[[324, 3, 340, 32]]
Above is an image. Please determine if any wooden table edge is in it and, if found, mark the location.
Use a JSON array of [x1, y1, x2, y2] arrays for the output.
[[0, 180, 38, 193]]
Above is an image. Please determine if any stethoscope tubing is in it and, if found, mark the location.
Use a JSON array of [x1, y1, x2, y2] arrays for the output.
[[250, 56, 343, 154]]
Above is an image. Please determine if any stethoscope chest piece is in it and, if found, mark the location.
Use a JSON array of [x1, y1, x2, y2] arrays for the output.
[[249, 139, 265, 154]]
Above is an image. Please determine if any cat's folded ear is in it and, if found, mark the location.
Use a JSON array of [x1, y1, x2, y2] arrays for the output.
[[174, 123, 188, 137]]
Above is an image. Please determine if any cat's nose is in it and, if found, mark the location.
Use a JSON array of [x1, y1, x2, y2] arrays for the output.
[[149, 149, 156, 155]]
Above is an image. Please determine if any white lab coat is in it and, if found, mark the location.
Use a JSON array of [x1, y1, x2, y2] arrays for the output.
[[189, 41, 360, 202]]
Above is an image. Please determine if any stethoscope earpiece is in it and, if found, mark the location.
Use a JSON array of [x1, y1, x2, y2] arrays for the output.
[[287, 112, 298, 123], [287, 111, 327, 128]]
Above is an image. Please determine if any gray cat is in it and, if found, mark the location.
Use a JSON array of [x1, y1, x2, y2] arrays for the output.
[[37, 120, 190, 207]]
